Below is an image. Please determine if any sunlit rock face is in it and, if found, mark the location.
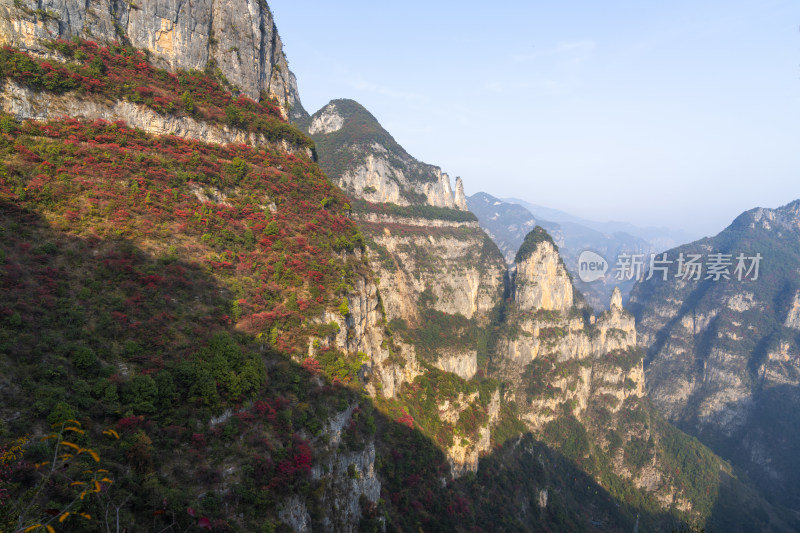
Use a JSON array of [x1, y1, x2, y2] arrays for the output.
[[306, 99, 466, 209], [515, 239, 574, 313], [0, 0, 306, 119]]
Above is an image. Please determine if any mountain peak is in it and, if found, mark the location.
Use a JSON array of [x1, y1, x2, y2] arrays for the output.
[[307, 99, 466, 210], [514, 227, 573, 312], [732, 198, 800, 233], [515, 226, 558, 264]]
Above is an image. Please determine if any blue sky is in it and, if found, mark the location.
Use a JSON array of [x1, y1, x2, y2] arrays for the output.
[[269, 1, 799, 236]]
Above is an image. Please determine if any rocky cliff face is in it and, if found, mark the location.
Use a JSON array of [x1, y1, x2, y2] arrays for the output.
[[308, 99, 466, 209], [304, 98, 506, 372], [628, 199, 800, 510], [498, 238, 641, 430], [314, 271, 420, 400], [1, 80, 309, 154], [304, 96, 509, 474], [281, 404, 381, 533], [453, 176, 467, 210], [514, 239, 574, 312], [488, 231, 745, 518], [357, 212, 505, 470], [0, 0, 307, 119], [361, 217, 502, 323]]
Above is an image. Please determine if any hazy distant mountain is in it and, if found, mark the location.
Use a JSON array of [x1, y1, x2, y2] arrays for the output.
[[469, 193, 657, 310], [504, 197, 699, 251], [466, 192, 560, 263]]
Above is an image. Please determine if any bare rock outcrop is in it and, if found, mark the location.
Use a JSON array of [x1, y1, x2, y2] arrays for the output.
[[0, 0, 306, 119], [515, 239, 573, 313]]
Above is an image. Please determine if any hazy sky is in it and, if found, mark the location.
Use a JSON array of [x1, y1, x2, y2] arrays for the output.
[[269, 0, 799, 237]]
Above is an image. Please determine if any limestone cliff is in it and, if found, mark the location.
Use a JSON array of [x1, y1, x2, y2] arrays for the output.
[[453, 176, 467, 210], [498, 237, 641, 430], [307, 99, 465, 209], [304, 96, 507, 474], [359, 213, 505, 470], [514, 232, 574, 313], [487, 227, 748, 521], [1, 80, 310, 154], [0, 0, 307, 119]]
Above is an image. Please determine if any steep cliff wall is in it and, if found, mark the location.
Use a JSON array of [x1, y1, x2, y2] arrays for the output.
[[0, 0, 307, 119], [628, 200, 800, 510], [302, 95, 509, 474], [357, 213, 505, 474], [281, 404, 381, 533], [498, 250, 641, 430], [361, 217, 502, 323], [514, 239, 574, 312]]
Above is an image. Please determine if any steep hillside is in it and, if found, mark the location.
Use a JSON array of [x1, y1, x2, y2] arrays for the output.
[[629, 200, 800, 511], [0, 116, 384, 532]]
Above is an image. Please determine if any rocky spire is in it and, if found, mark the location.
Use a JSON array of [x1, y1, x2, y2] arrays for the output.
[[610, 286, 623, 312], [454, 176, 468, 211], [514, 229, 573, 312]]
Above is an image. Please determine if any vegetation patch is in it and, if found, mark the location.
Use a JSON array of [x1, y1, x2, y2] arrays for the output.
[[352, 199, 477, 222], [515, 225, 558, 263], [0, 40, 312, 148]]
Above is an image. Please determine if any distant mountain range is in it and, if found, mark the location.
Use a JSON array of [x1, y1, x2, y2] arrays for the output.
[[469, 193, 697, 310], [503, 197, 700, 251]]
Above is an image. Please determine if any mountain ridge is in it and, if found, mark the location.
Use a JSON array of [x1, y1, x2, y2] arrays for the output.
[[307, 98, 467, 210], [629, 198, 800, 511], [504, 196, 699, 249]]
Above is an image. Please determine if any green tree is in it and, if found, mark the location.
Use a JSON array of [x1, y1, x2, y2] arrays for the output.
[[124, 375, 158, 414], [339, 298, 350, 316]]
